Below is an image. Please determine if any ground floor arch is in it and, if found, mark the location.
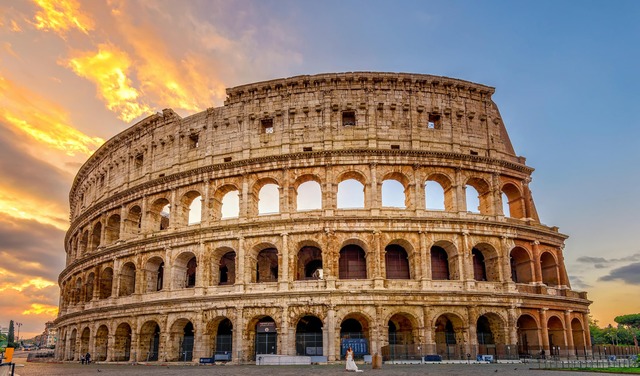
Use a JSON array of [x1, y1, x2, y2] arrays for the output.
[[94, 325, 109, 361], [295, 315, 323, 356], [113, 323, 132, 361], [139, 321, 161, 361]]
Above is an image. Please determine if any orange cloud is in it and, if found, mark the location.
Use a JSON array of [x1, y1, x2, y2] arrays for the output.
[[32, 0, 94, 35], [0, 76, 104, 157], [0, 186, 68, 230], [22, 303, 58, 316], [64, 44, 151, 122]]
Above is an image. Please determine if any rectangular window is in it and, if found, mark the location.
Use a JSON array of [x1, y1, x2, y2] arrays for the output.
[[428, 113, 441, 129], [342, 111, 356, 126], [390, 145, 400, 150], [189, 134, 199, 148], [261, 118, 274, 134], [223, 157, 232, 162], [303, 147, 313, 152], [135, 153, 144, 168]]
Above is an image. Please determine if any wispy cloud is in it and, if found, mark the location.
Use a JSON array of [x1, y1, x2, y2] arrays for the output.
[[64, 43, 151, 122], [32, 0, 94, 36], [0, 75, 104, 157]]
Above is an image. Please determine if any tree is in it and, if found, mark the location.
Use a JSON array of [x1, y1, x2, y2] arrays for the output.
[[614, 313, 640, 347], [7, 320, 14, 344]]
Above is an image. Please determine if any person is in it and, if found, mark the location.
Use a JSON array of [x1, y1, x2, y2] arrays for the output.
[[345, 346, 363, 372], [80, 354, 85, 365], [85, 352, 91, 364]]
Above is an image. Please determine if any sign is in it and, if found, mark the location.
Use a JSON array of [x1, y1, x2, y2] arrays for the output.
[[340, 338, 368, 357], [257, 322, 276, 333]]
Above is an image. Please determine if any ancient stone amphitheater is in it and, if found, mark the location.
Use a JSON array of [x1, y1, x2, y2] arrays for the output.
[[55, 72, 591, 364]]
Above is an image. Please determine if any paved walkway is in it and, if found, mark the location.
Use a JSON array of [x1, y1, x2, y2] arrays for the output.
[[8, 362, 633, 376]]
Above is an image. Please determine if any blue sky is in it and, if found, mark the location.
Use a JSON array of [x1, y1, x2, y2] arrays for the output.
[[0, 0, 638, 336]]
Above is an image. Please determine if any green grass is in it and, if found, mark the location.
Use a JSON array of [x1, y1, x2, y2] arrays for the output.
[[561, 367, 640, 374]]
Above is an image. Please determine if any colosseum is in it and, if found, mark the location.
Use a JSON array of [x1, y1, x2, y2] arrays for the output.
[[55, 72, 591, 364]]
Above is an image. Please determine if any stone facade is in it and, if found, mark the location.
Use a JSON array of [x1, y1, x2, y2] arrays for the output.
[[55, 72, 591, 363]]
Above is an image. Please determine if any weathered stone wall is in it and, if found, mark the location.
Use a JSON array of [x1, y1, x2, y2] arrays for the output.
[[55, 72, 590, 363]]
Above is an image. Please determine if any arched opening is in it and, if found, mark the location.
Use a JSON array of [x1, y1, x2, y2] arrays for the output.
[[477, 313, 507, 358], [472, 243, 501, 282], [221, 190, 240, 218], [180, 322, 195, 361], [466, 178, 491, 214], [296, 246, 323, 280], [465, 185, 481, 213], [105, 214, 121, 244], [80, 327, 90, 358], [295, 315, 323, 356], [79, 230, 88, 256], [184, 191, 202, 225], [472, 248, 487, 281], [477, 315, 494, 345], [256, 248, 278, 283], [258, 184, 280, 214], [73, 277, 82, 304], [173, 252, 197, 289], [502, 183, 525, 218], [94, 325, 108, 361], [548, 316, 566, 355], [571, 318, 586, 353], [502, 192, 511, 218], [381, 179, 406, 208], [385, 244, 410, 279], [139, 321, 160, 361], [254, 317, 277, 357], [218, 251, 236, 285], [431, 246, 450, 280], [144, 257, 164, 292], [434, 314, 463, 360], [388, 313, 415, 345], [84, 273, 95, 302], [186, 257, 197, 288], [517, 315, 540, 357], [125, 205, 142, 236], [425, 180, 445, 210], [296, 180, 322, 211], [339, 244, 366, 279], [510, 247, 533, 283], [340, 315, 370, 359], [113, 323, 132, 361], [119, 262, 136, 297], [149, 198, 171, 231], [540, 252, 559, 286], [99, 267, 113, 299], [68, 329, 77, 360], [215, 318, 233, 358], [90, 222, 102, 251], [337, 178, 365, 209]]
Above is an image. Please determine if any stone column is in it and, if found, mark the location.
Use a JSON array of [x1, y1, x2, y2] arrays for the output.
[[564, 310, 574, 357], [119, 205, 127, 240], [106, 334, 115, 362], [280, 169, 290, 217], [280, 305, 290, 355], [196, 241, 205, 289], [130, 328, 138, 362], [193, 312, 206, 360], [369, 163, 379, 213], [413, 164, 424, 214], [112, 258, 121, 298], [164, 247, 173, 290], [99, 215, 107, 247], [501, 236, 514, 285], [236, 237, 245, 290], [460, 231, 472, 282], [241, 173, 250, 219], [279, 233, 289, 291], [455, 168, 466, 213], [468, 306, 478, 347], [540, 308, 549, 351], [326, 307, 336, 361], [233, 307, 244, 362], [373, 230, 384, 288], [531, 241, 542, 284], [170, 189, 178, 230]]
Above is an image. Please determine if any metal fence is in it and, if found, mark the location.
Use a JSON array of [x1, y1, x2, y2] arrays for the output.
[[381, 344, 640, 362]]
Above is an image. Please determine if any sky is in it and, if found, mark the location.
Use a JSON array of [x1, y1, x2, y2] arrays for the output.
[[0, 0, 639, 339]]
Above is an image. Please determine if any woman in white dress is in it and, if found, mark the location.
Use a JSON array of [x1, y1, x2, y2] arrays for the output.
[[345, 346, 363, 372]]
